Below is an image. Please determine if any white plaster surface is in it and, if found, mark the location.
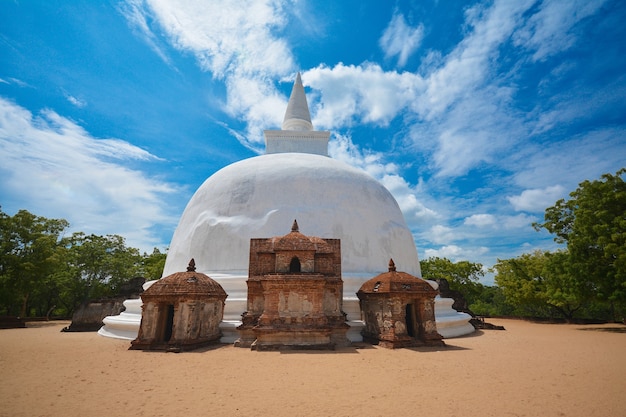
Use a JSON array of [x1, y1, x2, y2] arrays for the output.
[[264, 130, 330, 156], [434, 296, 476, 338], [281, 72, 313, 131], [97, 299, 143, 340], [164, 152, 422, 278], [99, 153, 475, 342], [98, 73, 474, 342]]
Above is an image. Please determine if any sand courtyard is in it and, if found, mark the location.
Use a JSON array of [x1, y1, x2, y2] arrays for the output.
[[1, 318, 624, 417]]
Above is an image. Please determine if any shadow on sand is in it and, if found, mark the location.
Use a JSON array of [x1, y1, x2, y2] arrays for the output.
[[400, 329, 487, 352], [577, 326, 626, 334], [150, 330, 490, 354]]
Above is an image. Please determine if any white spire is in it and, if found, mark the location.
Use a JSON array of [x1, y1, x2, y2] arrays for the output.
[[282, 72, 314, 131], [264, 72, 330, 156]]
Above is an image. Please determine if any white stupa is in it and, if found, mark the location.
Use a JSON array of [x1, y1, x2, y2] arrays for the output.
[[99, 73, 474, 342]]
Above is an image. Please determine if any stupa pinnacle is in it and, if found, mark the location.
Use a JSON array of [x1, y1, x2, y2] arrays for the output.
[[264, 72, 330, 156], [98, 73, 475, 343], [282, 73, 313, 131]]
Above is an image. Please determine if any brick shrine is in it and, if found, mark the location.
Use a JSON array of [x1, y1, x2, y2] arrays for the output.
[[357, 259, 444, 348], [130, 259, 227, 352], [235, 220, 349, 350]]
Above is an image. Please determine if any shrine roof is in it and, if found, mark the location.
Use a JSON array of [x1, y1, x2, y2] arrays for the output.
[[143, 259, 227, 299], [358, 259, 437, 295]]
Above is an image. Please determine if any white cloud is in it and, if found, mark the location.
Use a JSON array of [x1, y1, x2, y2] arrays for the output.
[[328, 133, 393, 177], [0, 97, 179, 251], [302, 1, 538, 178], [224, 75, 288, 144], [379, 11, 424, 68], [112, 0, 620, 261], [426, 86, 526, 177], [423, 244, 489, 261], [118, 0, 175, 67], [427, 225, 457, 245], [131, 0, 293, 77], [120, 0, 615, 176], [464, 213, 537, 230], [417, 0, 534, 118], [408, 0, 612, 179], [65, 94, 87, 108], [121, 0, 297, 145], [379, 174, 440, 227], [511, 128, 626, 191], [329, 134, 439, 229], [405, 1, 539, 177], [507, 185, 566, 212], [0, 77, 31, 88], [513, 0, 607, 62], [464, 213, 496, 227], [531, 74, 626, 136], [304, 63, 425, 129], [501, 213, 538, 229]]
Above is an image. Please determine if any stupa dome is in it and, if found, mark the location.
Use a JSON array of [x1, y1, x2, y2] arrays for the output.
[[163, 153, 421, 278], [98, 72, 474, 343], [162, 151, 423, 342], [160, 72, 427, 342]]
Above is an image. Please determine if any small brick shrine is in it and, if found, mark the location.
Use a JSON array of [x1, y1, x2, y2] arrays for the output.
[[130, 259, 227, 352], [235, 220, 349, 350], [357, 259, 444, 349]]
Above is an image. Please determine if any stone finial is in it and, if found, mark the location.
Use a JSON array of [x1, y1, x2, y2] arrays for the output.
[[388, 258, 396, 272], [187, 258, 196, 272], [291, 219, 299, 233]]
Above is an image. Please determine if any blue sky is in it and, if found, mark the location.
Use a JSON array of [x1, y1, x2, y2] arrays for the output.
[[1, 0, 625, 284]]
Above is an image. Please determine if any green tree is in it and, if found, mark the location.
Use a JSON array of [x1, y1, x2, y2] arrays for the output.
[[469, 285, 515, 317], [140, 247, 167, 280], [534, 169, 626, 320], [420, 257, 484, 305], [0, 208, 69, 317], [493, 251, 548, 317], [60, 233, 142, 309], [0, 207, 166, 317], [494, 250, 586, 320]]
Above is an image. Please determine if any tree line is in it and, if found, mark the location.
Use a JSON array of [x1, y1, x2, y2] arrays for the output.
[[0, 208, 166, 318], [1, 169, 624, 322], [421, 169, 626, 322]]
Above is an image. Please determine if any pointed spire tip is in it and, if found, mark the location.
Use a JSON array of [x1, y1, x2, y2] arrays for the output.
[[282, 72, 313, 131]]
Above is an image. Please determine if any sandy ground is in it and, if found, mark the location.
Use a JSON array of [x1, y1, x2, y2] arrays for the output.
[[1, 319, 625, 417]]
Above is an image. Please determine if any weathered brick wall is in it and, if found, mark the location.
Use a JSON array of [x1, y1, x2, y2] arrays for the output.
[[248, 242, 275, 275], [249, 237, 341, 276], [238, 230, 348, 349], [358, 293, 443, 348]]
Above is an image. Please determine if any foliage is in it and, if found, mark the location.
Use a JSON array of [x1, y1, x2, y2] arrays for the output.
[[55, 232, 143, 312], [493, 250, 587, 320], [420, 256, 484, 305], [0, 208, 167, 317], [140, 247, 167, 281], [0, 209, 69, 317], [420, 257, 517, 317], [469, 285, 516, 317], [533, 169, 626, 320]]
